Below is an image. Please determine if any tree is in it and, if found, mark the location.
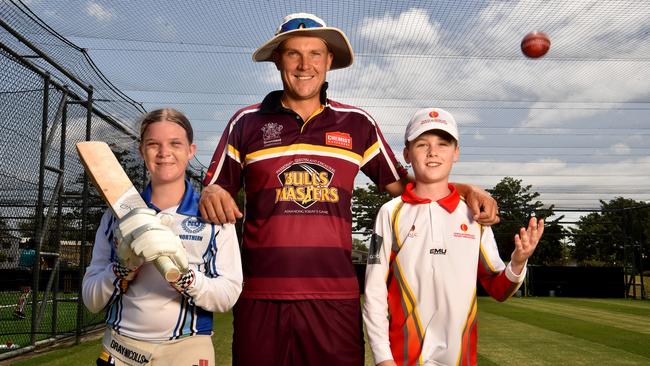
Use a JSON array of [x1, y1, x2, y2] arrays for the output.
[[352, 238, 368, 251], [0, 216, 13, 243], [532, 217, 569, 265], [487, 177, 566, 265], [570, 198, 649, 268], [570, 212, 611, 264], [351, 184, 391, 239]]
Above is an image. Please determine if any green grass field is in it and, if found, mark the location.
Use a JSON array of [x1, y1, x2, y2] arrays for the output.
[[0, 291, 104, 352], [5, 297, 650, 365]]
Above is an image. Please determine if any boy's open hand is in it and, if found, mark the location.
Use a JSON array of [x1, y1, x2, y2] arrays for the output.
[[511, 217, 544, 274]]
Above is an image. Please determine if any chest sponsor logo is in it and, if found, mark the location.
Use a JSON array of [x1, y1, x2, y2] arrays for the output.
[[261, 122, 283, 146], [430, 248, 447, 255], [453, 222, 476, 239], [325, 131, 352, 149], [408, 224, 417, 238], [275, 162, 339, 209], [181, 217, 206, 234]]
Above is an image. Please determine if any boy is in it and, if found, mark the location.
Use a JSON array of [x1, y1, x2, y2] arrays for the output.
[[363, 108, 544, 366]]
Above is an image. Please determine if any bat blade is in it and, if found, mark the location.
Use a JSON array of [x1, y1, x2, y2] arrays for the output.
[[76, 141, 180, 282]]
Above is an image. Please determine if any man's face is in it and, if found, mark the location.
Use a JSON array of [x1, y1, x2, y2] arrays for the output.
[[274, 36, 333, 104]]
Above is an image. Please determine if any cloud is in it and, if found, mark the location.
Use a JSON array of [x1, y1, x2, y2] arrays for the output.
[[85, 1, 113, 22], [358, 8, 442, 53], [610, 143, 630, 155], [472, 131, 486, 141], [470, 0, 650, 127], [152, 16, 178, 40], [351, 1, 650, 130], [450, 156, 650, 205], [454, 110, 481, 125]]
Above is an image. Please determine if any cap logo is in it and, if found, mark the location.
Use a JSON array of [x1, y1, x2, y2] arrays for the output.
[[429, 111, 439, 118]]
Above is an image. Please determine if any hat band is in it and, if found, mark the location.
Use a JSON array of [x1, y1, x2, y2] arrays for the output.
[[278, 18, 324, 34]]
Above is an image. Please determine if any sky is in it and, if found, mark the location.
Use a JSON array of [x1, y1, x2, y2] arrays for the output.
[[4, 0, 650, 221]]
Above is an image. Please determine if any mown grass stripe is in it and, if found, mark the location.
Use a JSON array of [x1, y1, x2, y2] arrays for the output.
[[476, 354, 500, 365], [480, 297, 650, 358], [504, 298, 650, 334], [540, 297, 650, 315], [478, 307, 650, 365]]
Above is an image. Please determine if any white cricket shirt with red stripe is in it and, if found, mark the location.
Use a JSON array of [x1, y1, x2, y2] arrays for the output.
[[363, 183, 525, 366]]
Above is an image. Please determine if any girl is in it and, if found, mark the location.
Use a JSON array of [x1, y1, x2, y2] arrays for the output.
[[82, 108, 242, 366]]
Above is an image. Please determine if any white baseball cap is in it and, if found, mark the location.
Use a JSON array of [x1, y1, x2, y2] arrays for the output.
[[405, 107, 459, 143], [252, 13, 354, 70]]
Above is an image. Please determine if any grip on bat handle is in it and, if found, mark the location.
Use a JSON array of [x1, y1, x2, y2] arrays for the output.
[[154, 256, 181, 282]]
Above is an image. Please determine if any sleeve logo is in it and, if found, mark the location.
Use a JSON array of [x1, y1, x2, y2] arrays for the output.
[[368, 233, 383, 264]]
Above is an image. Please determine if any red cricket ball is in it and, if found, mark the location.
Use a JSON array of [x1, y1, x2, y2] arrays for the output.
[[521, 31, 551, 58]]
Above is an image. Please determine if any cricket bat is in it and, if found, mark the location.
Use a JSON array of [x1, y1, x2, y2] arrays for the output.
[[76, 141, 181, 282]]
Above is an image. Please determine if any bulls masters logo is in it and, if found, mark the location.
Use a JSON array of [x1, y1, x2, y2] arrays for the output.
[[275, 162, 339, 209]]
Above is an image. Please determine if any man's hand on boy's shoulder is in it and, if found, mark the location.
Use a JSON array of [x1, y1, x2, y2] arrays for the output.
[[454, 183, 500, 225]]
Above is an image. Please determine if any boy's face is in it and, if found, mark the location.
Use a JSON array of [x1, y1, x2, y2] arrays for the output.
[[403, 131, 459, 185]]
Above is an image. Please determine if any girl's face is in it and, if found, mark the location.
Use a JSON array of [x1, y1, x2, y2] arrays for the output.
[[139, 121, 195, 186]]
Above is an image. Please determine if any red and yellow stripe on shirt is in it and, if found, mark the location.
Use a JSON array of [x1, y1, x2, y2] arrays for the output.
[[387, 202, 424, 366], [457, 292, 478, 366]]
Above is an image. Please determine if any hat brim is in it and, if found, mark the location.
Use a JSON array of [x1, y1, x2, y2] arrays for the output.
[[252, 27, 354, 70], [406, 127, 459, 144]]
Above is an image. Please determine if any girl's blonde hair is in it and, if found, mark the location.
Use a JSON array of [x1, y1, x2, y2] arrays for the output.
[[139, 108, 193, 143]]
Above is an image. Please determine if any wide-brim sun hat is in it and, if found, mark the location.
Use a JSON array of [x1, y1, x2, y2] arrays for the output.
[[405, 108, 459, 143], [252, 13, 354, 70]]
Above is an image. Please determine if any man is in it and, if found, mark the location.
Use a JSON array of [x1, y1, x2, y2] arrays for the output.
[[200, 13, 499, 366]]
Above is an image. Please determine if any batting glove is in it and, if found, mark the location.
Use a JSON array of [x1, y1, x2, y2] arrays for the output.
[[113, 208, 156, 270], [114, 208, 189, 273]]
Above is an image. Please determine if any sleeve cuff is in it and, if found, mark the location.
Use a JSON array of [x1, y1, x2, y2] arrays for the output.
[[112, 262, 134, 280], [506, 261, 527, 283], [111, 262, 135, 293], [371, 345, 394, 365], [172, 269, 196, 296]]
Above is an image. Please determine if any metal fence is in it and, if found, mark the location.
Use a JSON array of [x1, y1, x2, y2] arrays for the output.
[[0, 1, 204, 359]]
